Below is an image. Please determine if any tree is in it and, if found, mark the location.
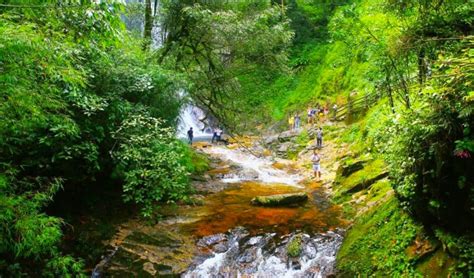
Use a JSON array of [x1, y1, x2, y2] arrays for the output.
[[158, 1, 293, 129], [143, 0, 153, 50]]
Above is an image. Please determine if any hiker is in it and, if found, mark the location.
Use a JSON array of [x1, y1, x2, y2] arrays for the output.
[[316, 127, 323, 148], [311, 149, 321, 180], [187, 127, 193, 145], [294, 113, 301, 130], [307, 106, 313, 125], [288, 115, 295, 130], [332, 104, 338, 119], [211, 128, 218, 143], [216, 127, 223, 142], [314, 106, 321, 123]]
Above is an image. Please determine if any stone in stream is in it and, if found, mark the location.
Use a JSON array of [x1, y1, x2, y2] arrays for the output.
[[251, 192, 308, 207], [197, 233, 227, 247]]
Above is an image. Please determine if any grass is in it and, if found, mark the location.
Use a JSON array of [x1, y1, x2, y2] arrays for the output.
[[190, 151, 211, 174]]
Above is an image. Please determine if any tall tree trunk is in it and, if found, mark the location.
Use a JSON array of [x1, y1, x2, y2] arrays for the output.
[[384, 66, 395, 113], [153, 0, 159, 17], [143, 0, 153, 51], [418, 48, 426, 87]]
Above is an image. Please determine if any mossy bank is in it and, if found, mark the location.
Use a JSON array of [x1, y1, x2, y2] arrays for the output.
[[329, 120, 474, 277]]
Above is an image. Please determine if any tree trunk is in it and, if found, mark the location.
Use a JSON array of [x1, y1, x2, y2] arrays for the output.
[[143, 0, 153, 51], [384, 66, 395, 113]]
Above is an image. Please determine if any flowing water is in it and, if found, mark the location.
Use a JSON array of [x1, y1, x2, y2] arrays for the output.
[[94, 4, 345, 276], [92, 142, 345, 277], [177, 105, 211, 137], [204, 147, 302, 186]]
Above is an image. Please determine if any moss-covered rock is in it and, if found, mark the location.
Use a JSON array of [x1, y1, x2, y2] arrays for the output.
[[336, 159, 365, 177], [287, 235, 302, 257], [251, 193, 308, 207], [334, 159, 388, 197], [336, 196, 422, 276]]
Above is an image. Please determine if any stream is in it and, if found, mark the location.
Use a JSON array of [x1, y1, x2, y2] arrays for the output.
[[92, 143, 345, 277]]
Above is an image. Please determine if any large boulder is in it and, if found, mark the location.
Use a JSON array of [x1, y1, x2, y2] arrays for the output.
[[251, 193, 308, 207], [336, 159, 365, 177], [345, 171, 389, 194], [307, 127, 319, 139], [277, 142, 293, 153], [264, 134, 280, 145], [278, 130, 298, 142]]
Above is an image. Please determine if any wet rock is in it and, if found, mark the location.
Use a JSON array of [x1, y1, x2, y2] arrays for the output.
[[185, 228, 344, 278], [143, 262, 156, 276], [239, 168, 259, 180], [277, 142, 292, 153], [155, 264, 173, 275], [197, 233, 227, 247], [278, 130, 298, 142], [264, 134, 279, 145], [406, 235, 439, 260], [237, 248, 258, 263], [230, 226, 250, 242], [277, 141, 298, 158], [251, 193, 308, 207], [213, 242, 229, 253], [289, 258, 301, 270]]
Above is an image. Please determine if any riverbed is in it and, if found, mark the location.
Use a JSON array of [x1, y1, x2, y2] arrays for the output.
[[92, 144, 345, 277]]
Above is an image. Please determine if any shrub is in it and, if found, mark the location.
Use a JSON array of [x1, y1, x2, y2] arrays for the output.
[[112, 115, 192, 217], [384, 48, 474, 230]]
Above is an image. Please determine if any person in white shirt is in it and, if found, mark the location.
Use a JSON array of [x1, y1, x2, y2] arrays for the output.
[[311, 150, 321, 180]]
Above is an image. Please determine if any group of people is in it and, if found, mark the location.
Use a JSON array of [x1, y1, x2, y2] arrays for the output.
[[288, 113, 301, 130], [287, 104, 332, 181], [288, 104, 336, 131], [307, 105, 330, 124]]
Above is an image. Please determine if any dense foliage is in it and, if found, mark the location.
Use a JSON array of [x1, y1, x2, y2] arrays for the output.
[[0, 1, 190, 275], [0, 0, 472, 275], [158, 0, 294, 129]]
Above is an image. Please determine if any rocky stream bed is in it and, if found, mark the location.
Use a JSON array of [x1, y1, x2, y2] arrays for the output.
[[92, 132, 347, 277]]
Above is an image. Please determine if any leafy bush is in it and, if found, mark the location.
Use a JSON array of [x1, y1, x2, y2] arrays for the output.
[[384, 48, 474, 230], [0, 1, 186, 274], [0, 176, 85, 277], [112, 115, 191, 217]]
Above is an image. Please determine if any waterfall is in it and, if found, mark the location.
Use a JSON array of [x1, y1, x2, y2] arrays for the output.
[[177, 104, 213, 139]]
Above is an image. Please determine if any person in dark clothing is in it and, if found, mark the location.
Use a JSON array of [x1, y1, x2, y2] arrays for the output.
[[187, 127, 193, 145], [216, 128, 222, 142], [212, 128, 218, 143], [316, 127, 323, 148]]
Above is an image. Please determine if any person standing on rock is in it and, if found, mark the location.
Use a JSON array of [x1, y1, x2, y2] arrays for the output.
[[187, 127, 193, 145], [212, 127, 218, 143], [288, 115, 295, 130], [307, 107, 313, 125], [216, 127, 223, 143], [311, 150, 321, 180], [316, 127, 323, 148], [294, 113, 301, 130], [332, 103, 338, 119]]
